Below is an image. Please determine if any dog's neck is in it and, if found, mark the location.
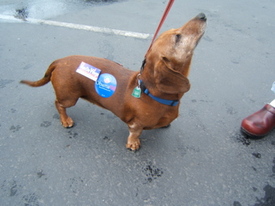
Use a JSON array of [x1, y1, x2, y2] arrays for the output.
[[139, 62, 185, 101]]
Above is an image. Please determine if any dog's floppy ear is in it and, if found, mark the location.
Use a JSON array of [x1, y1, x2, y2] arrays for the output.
[[154, 60, 190, 94]]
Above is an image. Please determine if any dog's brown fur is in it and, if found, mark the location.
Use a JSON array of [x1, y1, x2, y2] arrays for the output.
[[21, 13, 206, 151]]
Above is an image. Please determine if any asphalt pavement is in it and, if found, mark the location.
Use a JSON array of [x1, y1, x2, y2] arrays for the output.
[[0, 0, 275, 205]]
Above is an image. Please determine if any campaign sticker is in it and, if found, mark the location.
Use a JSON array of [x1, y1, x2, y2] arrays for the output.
[[95, 73, 117, 98], [76, 62, 101, 81]]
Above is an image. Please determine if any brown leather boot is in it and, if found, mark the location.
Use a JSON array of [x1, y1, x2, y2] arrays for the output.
[[241, 104, 275, 138]]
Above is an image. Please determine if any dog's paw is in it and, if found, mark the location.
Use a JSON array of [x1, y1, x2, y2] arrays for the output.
[[126, 139, 141, 151], [61, 117, 74, 128]]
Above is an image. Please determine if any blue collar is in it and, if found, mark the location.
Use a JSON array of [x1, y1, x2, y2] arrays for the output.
[[143, 87, 179, 106]]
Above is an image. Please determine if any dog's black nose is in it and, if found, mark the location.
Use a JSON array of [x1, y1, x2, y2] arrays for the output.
[[196, 13, 207, 21]]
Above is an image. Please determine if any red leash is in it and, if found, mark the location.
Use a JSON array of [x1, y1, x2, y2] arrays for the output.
[[140, 0, 175, 72], [146, 0, 175, 55], [134, 0, 175, 99]]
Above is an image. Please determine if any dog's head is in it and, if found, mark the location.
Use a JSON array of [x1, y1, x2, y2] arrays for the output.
[[145, 13, 207, 94]]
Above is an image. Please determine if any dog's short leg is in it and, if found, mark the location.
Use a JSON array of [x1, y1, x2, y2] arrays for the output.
[[55, 100, 74, 128], [126, 123, 143, 151]]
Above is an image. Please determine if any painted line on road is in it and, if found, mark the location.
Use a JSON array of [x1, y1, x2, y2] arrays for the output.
[[0, 14, 151, 39]]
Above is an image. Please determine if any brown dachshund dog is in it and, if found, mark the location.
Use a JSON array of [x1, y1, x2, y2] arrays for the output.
[[21, 13, 207, 151]]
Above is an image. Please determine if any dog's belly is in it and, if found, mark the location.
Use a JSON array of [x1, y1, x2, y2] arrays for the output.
[[124, 101, 179, 130]]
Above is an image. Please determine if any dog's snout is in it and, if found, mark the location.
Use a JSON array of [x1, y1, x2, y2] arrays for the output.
[[196, 13, 207, 21]]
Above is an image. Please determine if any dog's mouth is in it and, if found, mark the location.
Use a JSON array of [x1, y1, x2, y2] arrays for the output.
[[180, 13, 207, 38]]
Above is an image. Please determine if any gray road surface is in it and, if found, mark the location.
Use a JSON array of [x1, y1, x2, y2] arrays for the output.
[[0, 0, 275, 205]]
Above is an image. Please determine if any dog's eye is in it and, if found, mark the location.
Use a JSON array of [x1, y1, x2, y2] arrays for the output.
[[162, 56, 170, 62], [175, 34, 181, 43]]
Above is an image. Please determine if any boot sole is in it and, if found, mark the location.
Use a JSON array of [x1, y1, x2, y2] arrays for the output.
[[240, 127, 273, 139]]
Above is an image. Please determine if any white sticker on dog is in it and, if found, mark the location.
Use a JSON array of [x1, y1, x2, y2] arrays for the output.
[[76, 62, 101, 81]]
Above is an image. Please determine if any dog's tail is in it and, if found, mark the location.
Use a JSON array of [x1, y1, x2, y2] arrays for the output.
[[20, 62, 56, 87]]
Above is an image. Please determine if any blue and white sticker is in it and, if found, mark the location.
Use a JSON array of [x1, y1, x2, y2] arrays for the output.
[[95, 73, 117, 98]]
